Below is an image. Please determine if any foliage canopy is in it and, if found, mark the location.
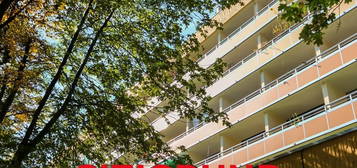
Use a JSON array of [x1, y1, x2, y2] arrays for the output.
[[0, 0, 351, 167]]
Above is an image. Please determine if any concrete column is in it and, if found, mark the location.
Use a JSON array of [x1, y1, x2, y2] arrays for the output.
[[219, 97, 233, 112], [218, 31, 222, 44], [219, 135, 236, 152], [186, 119, 190, 132], [260, 70, 276, 88], [257, 34, 262, 49], [220, 136, 224, 153], [264, 113, 270, 132], [254, 1, 259, 16], [314, 46, 321, 56], [264, 112, 283, 132], [219, 97, 224, 112], [207, 145, 210, 156], [257, 34, 268, 50], [321, 83, 345, 104]]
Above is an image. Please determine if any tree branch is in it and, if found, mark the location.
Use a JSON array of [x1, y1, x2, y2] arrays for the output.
[[8, 1, 94, 167], [0, 0, 14, 24], [0, 47, 11, 104], [32, 9, 115, 146], [9, 7, 114, 168], [0, 38, 32, 123], [0, 0, 34, 29], [20, 0, 93, 143]]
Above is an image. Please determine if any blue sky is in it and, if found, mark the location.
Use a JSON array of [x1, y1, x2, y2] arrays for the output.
[[181, 10, 217, 37]]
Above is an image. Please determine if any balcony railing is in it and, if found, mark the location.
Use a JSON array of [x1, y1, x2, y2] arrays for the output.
[[150, 0, 297, 126], [167, 32, 357, 145], [197, 0, 278, 62], [167, 14, 311, 144], [195, 90, 357, 167], [222, 32, 356, 114], [219, 14, 310, 79]]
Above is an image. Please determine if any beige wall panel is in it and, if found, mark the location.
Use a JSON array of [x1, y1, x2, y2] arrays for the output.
[[265, 134, 283, 153], [171, 122, 224, 148], [277, 77, 298, 98], [353, 102, 357, 119], [327, 104, 355, 129], [297, 67, 319, 87], [210, 162, 218, 168], [256, 4, 277, 26], [341, 42, 357, 63], [243, 98, 260, 117], [265, 133, 284, 154], [337, 1, 355, 14], [228, 106, 246, 123], [196, 0, 253, 43], [214, 156, 233, 166], [232, 148, 248, 165], [206, 56, 259, 97], [288, 27, 302, 42], [248, 141, 265, 160], [318, 53, 343, 76], [273, 36, 292, 52], [259, 48, 276, 64], [241, 56, 259, 75], [303, 115, 328, 137], [260, 87, 279, 108], [283, 126, 305, 146]]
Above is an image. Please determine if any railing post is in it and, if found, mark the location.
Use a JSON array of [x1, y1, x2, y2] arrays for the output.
[[315, 56, 321, 77], [302, 115, 306, 138], [350, 94, 356, 120], [324, 106, 330, 129], [281, 125, 285, 146], [246, 141, 249, 160]]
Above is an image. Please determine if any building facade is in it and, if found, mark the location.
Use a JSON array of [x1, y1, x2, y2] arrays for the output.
[[143, 0, 357, 167]]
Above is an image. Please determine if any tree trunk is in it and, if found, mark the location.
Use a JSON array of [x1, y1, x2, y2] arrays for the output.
[[31, 9, 115, 146], [8, 142, 33, 168], [0, 47, 11, 110], [0, 38, 32, 123], [19, 0, 93, 145], [8, 5, 115, 168]]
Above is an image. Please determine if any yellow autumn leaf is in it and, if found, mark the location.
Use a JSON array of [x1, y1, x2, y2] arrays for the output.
[[30, 47, 38, 53], [16, 114, 28, 122]]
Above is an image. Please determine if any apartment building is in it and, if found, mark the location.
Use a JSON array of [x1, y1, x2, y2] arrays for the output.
[[142, 0, 357, 167]]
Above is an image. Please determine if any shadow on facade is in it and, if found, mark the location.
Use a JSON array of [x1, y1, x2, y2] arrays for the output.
[[267, 131, 357, 168]]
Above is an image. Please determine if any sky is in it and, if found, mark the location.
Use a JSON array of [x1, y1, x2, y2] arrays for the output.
[[181, 10, 218, 37]]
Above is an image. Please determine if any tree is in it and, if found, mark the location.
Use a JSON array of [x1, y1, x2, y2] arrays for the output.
[[0, 0, 352, 167], [0, 0, 240, 167], [278, 0, 353, 45]]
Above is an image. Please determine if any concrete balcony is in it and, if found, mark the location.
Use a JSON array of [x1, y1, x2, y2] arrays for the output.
[[152, 12, 304, 136], [155, 2, 357, 134], [147, 2, 356, 132], [157, 4, 356, 143], [141, 0, 276, 123], [198, 0, 272, 55], [168, 32, 357, 149], [198, 0, 279, 68], [205, 1, 355, 99], [195, 91, 357, 167]]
